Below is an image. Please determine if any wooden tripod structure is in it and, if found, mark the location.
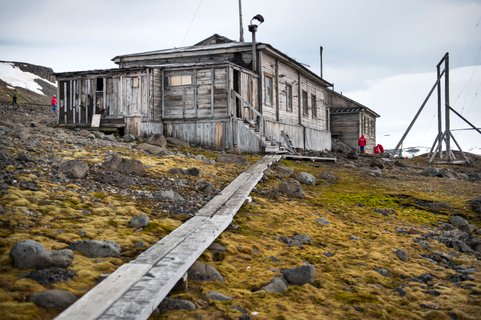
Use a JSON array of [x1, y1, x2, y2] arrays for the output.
[[392, 53, 481, 163]]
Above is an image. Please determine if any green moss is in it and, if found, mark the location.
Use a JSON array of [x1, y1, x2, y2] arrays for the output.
[[334, 291, 379, 304]]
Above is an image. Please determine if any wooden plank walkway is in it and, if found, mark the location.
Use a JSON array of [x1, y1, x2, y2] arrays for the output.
[[55, 155, 281, 320], [282, 155, 337, 162]]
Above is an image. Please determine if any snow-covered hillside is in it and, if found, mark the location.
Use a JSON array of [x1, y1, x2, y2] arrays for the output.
[[0, 61, 56, 95]]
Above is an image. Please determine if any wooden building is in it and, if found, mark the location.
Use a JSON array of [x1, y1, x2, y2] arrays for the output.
[[55, 34, 374, 153], [328, 90, 380, 152]]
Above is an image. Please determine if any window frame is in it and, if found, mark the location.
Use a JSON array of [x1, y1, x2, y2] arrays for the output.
[[167, 74, 193, 87], [311, 94, 317, 118], [286, 83, 293, 112], [264, 75, 273, 106], [302, 90, 308, 117]]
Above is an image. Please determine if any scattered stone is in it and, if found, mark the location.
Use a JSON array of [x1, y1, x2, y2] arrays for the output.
[[206, 291, 232, 301], [468, 197, 481, 214], [346, 151, 359, 160], [58, 160, 89, 179], [30, 289, 78, 309], [350, 235, 360, 241], [368, 168, 382, 177], [69, 240, 120, 258], [323, 251, 335, 257], [295, 172, 316, 185], [166, 137, 190, 147], [426, 289, 441, 297], [277, 179, 305, 198], [9, 240, 73, 270], [188, 261, 224, 282], [208, 243, 226, 253], [370, 157, 384, 169], [275, 165, 294, 177], [278, 233, 311, 248], [129, 214, 150, 228], [395, 249, 409, 262], [103, 134, 116, 141], [17, 152, 35, 162], [319, 172, 337, 182], [154, 189, 184, 201], [373, 208, 396, 216], [92, 131, 105, 139], [393, 287, 406, 297], [262, 277, 288, 293], [282, 264, 316, 285], [78, 130, 91, 137], [216, 153, 248, 165], [375, 267, 391, 277], [145, 133, 166, 148], [157, 297, 196, 312], [418, 273, 435, 284], [26, 267, 75, 285], [186, 167, 201, 177], [450, 215, 470, 232], [197, 180, 217, 194], [396, 227, 408, 234], [421, 167, 442, 177], [315, 217, 330, 225], [117, 158, 146, 176], [447, 273, 472, 283], [135, 143, 165, 155], [123, 133, 136, 142]]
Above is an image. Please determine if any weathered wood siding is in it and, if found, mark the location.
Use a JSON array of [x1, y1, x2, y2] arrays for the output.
[[163, 119, 230, 150], [264, 120, 331, 151], [234, 120, 262, 153]]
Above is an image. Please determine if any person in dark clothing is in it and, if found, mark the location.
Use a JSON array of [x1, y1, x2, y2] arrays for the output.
[[12, 93, 17, 106]]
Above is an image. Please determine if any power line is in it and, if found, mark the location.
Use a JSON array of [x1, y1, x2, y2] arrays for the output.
[[181, 0, 204, 46], [455, 14, 481, 69]]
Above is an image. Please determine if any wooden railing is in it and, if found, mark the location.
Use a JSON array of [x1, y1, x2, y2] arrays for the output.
[[231, 90, 263, 135]]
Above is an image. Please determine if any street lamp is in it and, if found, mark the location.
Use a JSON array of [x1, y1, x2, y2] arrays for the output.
[[248, 14, 264, 72]]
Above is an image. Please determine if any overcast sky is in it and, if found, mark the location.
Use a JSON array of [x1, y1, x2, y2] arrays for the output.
[[1, 0, 480, 151]]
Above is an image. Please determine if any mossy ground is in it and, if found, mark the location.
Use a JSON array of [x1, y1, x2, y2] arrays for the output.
[[154, 159, 481, 320]]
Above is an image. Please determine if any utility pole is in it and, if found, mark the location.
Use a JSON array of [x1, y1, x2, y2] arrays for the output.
[[238, 0, 244, 42]]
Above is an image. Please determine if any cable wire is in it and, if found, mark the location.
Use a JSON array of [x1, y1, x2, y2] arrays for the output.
[[181, 0, 204, 46]]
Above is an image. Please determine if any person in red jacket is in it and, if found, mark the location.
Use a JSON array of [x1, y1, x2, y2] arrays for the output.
[[358, 134, 367, 154], [51, 95, 57, 114]]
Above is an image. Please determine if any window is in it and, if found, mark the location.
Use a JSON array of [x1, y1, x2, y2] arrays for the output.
[[302, 90, 308, 116], [286, 83, 293, 112], [311, 94, 317, 118], [265, 75, 273, 106], [96, 78, 104, 91], [168, 75, 192, 86]]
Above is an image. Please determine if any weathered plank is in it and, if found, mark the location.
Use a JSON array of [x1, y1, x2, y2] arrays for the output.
[[282, 155, 336, 162]]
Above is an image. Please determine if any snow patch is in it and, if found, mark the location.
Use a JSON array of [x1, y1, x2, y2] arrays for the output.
[[0, 62, 56, 95]]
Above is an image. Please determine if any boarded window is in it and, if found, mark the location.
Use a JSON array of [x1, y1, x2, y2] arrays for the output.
[[302, 90, 308, 116], [311, 94, 317, 118], [265, 75, 273, 106], [286, 83, 293, 112], [132, 77, 139, 88], [168, 75, 192, 86]]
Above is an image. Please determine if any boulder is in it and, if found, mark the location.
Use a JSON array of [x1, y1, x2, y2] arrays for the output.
[[157, 297, 196, 312], [103, 134, 116, 141], [30, 289, 78, 309], [275, 166, 294, 177], [421, 167, 442, 177], [154, 189, 184, 201], [166, 137, 190, 147], [261, 277, 288, 293], [117, 158, 146, 176], [188, 261, 224, 282], [197, 180, 218, 194], [92, 131, 105, 139], [26, 267, 75, 285], [216, 153, 248, 165], [69, 240, 120, 258], [145, 133, 167, 148], [122, 134, 136, 142], [206, 291, 232, 301], [295, 172, 317, 185], [468, 197, 481, 214], [78, 130, 91, 138], [9, 240, 73, 270], [277, 179, 305, 198], [129, 214, 150, 229], [319, 172, 337, 182], [370, 157, 384, 169], [374, 267, 391, 277], [450, 215, 470, 232], [58, 160, 89, 179], [134, 143, 165, 155], [282, 264, 316, 285], [395, 249, 409, 262]]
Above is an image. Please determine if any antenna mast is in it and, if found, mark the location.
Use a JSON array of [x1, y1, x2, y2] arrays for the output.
[[238, 0, 244, 42]]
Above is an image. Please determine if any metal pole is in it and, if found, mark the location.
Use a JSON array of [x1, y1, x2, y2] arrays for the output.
[[444, 52, 451, 161], [436, 63, 442, 156], [320, 46, 323, 78], [448, 106, 481, 135], [238, 0, 244, 42], [250, 25, 257, 72]]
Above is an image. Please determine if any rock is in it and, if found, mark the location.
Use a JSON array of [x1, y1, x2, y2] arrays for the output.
[[216, 153, 248, 165], [450, 215, 470, 232], [208, 243, 226, 252], [30, 289, 78, 309], [58, 160, 89, 179], [282, 264, 316, 285], [117, 158, 146, 176], [346, 151, 359, 160], [166, 137, 190, 147], [206, 291, 232, 301], [319, 172, 337, 182], [17, 152, 35, 162], [26, 267, 75, 285], [262, 277, 288, 293], [315, 217, 330, 225], [350, 235, 360, 241], [134, 143, 165, 155], [78, 130, 91, 138], [145, 133, 167, 148], [277, 179, 305, 198], [197, 180, 217, 194], [122, 134, 136, 142], [395, 249, 409, 262], [393, 287, 406, 297], [368, 168, 382, 177], [69, 240, 120, 258], [275, 165, 294, 177], [92, 131, 105, 139], [157, 297, 196, 312], [188, 261, 224, 281], [373, 208, 396, 216], [295, 172, 316, 185], [421, 167, 442, 177], [468, 197, 481, 214], [129, 214, 150, 228], [9, 240, 73, 270], [374, 267, 391, 277], [323, 251, 335, 257], [103, 134, 116, 141], [278, 233, 311, 248], [154, 189, 184, 201], [370, 157, 384, 169]]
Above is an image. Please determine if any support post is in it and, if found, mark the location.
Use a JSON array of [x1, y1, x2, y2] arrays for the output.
[[444, 53, 451, 161]]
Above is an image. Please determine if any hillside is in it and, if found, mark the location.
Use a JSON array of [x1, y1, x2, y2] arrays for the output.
[[0, 61, 56, 106], [0, 102, 480, 319]]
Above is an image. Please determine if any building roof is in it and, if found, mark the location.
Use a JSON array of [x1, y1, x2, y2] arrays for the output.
[[328, 89, 380, 117], [111, 34, 333, 88]]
